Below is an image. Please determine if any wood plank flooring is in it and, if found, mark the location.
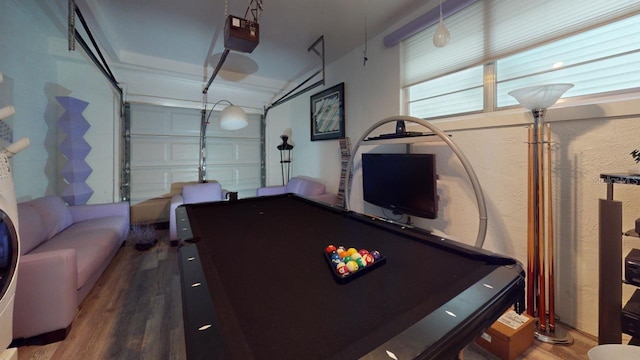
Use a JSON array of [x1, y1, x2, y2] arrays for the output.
[[17, 229, 185, 360], [15, 229, 598, 360]]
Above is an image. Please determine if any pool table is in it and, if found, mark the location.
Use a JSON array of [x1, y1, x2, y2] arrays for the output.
[[177, 194, 525, 359]]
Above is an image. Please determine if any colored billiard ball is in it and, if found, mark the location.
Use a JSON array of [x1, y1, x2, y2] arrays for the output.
[[331, 256, 342, 266], [350, 253, 362, 260], [347, 247, 358, 256], [358, 249, 369, 256], [355, 257, 367, 268], [346, 260, 359, 273], [343, 256, 352, 264], [336, 264, 349, 276], [362, 253, 375, 265], [370, 250, 381, 260], [325, 245, 337, 253]]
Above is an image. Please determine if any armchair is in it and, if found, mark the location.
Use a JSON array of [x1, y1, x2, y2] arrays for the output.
[[169, 182, 225, 243], [257, 176, 337, 205]]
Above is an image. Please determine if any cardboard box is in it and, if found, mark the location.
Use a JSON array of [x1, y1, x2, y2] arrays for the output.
[[475, 310, 535, 360]]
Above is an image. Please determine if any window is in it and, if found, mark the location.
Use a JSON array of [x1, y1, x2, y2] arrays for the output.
[[403, 0, 640, 119], [496, 15, 640, 108], [407, 66, 484, 118]]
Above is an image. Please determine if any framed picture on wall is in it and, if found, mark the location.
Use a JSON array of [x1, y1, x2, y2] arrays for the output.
[[310, 82, 345, 141]]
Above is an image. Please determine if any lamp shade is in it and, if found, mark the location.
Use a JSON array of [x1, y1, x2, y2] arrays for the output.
[[433, 20, 450, 47], [220, 105, 248, 130], [508, 83, 574, 110]]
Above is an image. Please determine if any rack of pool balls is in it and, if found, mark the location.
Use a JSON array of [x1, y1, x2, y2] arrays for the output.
[[324, 245, 385, 283]]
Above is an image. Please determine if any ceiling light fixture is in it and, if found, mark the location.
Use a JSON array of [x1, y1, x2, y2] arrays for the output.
[[433, 0, 450, 47]]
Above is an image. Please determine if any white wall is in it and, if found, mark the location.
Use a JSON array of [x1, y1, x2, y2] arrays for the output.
[[55, 52, 120, 203], [0, 0, 60, 201], [264, 34, 401, 191], [0, 0, 119, 203], [264, 19, 640, 337]]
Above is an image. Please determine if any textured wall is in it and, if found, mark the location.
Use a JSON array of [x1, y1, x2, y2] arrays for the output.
[[418, 116, 640, 336], [271, 24, 640, 336]]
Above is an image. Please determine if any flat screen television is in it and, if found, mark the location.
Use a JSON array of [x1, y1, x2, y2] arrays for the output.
[[362, 153, 438, 219]]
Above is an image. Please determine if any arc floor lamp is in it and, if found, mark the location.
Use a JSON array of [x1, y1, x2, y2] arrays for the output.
[[199, 99, 248, 182]]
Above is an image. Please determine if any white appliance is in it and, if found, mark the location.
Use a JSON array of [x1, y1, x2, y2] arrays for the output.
[[0, 71, 28, 360]]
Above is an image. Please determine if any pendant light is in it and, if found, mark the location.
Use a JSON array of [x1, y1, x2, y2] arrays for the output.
[[433, 0, 450, 47]]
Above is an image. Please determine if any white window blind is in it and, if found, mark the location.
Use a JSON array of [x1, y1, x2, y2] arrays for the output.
[[496, 14, 640, 107], [408, 66, 484, 118], [403, 0, 640, 87]]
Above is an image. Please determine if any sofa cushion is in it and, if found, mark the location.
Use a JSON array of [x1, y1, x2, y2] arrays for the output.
[[182, 182, 223, 204], [62, 216, 129, 243], [30, 196, 73, 240], [286, 177, 326, 196], [29, 224, 120, 289], [17, 203, 49, 255]]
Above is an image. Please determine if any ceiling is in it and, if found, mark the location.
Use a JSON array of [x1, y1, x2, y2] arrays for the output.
[[73, 0, 432, 87]]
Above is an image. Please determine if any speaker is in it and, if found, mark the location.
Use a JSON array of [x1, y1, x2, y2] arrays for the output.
[[626, 248, 640, 286], [622, 289, 640, 337]]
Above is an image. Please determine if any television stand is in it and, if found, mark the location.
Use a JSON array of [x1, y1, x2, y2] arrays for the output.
[[345, 115, 488, 248]]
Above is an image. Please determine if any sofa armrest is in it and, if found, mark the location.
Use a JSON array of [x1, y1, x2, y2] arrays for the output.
[[308, 193, 339, 206], [68, 202, 130, 224], [257, 185, 287, 197], [169, 194, 184, 241], [13, 249, 79, 339]]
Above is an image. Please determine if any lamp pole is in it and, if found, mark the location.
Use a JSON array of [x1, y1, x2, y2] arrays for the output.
[[509, 83, 573, 345]]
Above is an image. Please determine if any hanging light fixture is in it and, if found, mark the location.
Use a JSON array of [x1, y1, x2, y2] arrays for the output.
[[433, 0, 450, 47]]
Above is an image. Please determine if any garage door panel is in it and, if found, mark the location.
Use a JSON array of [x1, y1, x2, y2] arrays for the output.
[[205, 140, 260, 163], [206, 143, 235, 162], [206, 164, 260, 197], [235, 165, 261, 197], [130, 168, 170, 203], [131, 107, 170, 134], [205, 167, 235, 187], [170, 112, 200, 134], [169, 168, 200, 185], [170, 141, 200, 162], [130, 104, 260, 222], [236, 142, 261, 163], [131, 139, 168, 163]]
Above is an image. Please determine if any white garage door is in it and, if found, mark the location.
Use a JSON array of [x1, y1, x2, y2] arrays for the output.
[[128, 103, 261, 223]]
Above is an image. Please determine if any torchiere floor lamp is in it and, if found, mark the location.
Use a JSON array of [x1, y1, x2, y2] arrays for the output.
[[509, 83, 574, 345]]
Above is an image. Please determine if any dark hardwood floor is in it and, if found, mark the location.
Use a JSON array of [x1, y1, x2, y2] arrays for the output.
[[18, 229, 185, 360], [16, 229, 597, 360]]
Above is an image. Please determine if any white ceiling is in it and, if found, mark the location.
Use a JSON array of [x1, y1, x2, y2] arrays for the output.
[[74, 0, 433, 86]]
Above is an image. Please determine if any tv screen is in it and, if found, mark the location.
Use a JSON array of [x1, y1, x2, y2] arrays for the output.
[[362, 153, 438, 219]]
